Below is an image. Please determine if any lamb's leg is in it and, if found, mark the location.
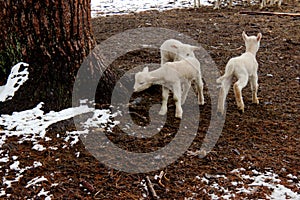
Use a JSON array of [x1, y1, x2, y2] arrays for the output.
[[196, 76, 205, 105], [194, 0, 200, 7], [214, 0, 221, 9], [159, 86, 169, 116], [173, 82, 183, 119], [277, 0, 282, 7], [250, 74, 259, 104], [217, 77, 232, 115], [260, 0, 266, 9], [233, 76, 248, 113], [181, 80, 191, 105], [229, 0, 233, 8]]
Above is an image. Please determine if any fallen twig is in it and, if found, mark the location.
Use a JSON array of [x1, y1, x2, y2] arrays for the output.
[[240, 11, 300, 17], [187, 149, 207, 157], [156, 171, 170, 188], [80, 178, 95, 192], [146, 176, 159, 199]]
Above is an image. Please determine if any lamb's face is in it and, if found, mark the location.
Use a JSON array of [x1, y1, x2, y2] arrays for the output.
[[133, 71, 152, 92], [176, 45, 198, 61]]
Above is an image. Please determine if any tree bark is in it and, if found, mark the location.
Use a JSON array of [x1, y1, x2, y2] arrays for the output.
[[0, 0, 116, 112]]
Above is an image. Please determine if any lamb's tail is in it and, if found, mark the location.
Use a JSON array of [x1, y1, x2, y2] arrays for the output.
[[216, 62, 234, 84]]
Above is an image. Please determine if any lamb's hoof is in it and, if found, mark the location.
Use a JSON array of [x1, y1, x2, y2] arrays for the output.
[[253, 99, 259, 105], [238, 108, 244, 114], [217, 107, 224, 115], [159, 110, 167, 116], [217, 112, 223, 117], [175, 112, 182, 119], [217, 111, 224, 117], [198, 100, 205, 105]]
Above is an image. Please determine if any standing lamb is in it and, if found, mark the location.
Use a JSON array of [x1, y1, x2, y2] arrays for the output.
[[134, 57, 204, 119], [160, 39, 200, 65], [216, 31, 262, 115]]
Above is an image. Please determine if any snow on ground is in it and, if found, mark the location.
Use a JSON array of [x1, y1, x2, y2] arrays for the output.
[[0, 100, 119, 198], [0, 62, 29, 102], [91, 0, 212, 17], [199, 168, 300, 200], [0, 63, 119, 199], [140, 169, 300, 199]]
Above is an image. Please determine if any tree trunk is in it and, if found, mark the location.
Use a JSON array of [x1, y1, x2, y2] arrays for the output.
[[0, 0, 117, 112]]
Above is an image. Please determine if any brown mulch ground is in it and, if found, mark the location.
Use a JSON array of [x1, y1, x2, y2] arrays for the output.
[[1, 5, 299, 199]]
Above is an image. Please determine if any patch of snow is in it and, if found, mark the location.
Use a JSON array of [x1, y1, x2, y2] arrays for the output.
[[200, 177, 209, 184], [51, 183, 59, 187], [33, 161, 43, 168], [0, 62, 29, 102], [26, 176, 48, 188], [230, 168, 245, 173], [82, 109, 119, 132], [91, 0, 212, 17], [287, 174, 297, 179], [37, 188, 52, 199], [0, 156, 9, 163], [1, 98, 118, 198], [197, 168, 300, 199], [49, 146, 58, 150], [32, 144, 47, 151], [0, 189, 5, 197], [9, 161, 20, 170], [0, 102, 94, 147]]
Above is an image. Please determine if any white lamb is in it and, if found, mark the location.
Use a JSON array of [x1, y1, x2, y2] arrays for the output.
[[160, 39, 199, 65], [216, 31, 262, 115], [134, 57, 204, 119]]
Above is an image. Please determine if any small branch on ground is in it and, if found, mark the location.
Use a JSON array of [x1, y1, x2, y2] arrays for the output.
[[146, 176, 159, 199], [240, 11, 300, 17]]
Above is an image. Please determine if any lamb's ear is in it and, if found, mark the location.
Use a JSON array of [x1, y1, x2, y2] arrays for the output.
[[170, 44, 178, 49], [257, 33, 262, 42], [190, 45, 200, 51], [242, 31, 248, 41], [142, 67, 149, 72]]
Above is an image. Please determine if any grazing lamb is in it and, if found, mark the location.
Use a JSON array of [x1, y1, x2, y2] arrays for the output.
[[160, 39, 199, 65], [216, 31, 262, 115], [134, 57, 204, 119]]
